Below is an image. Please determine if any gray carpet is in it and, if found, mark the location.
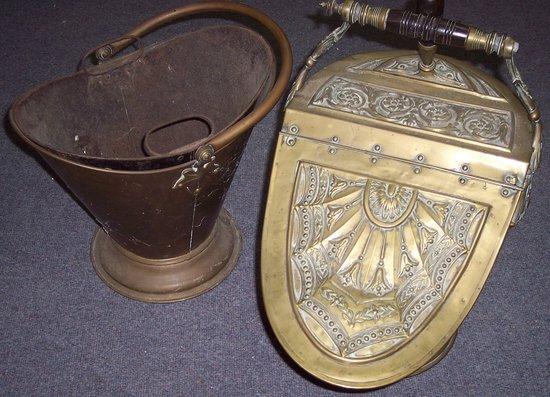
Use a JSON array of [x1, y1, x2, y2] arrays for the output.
[[1, 0, 548, 395]]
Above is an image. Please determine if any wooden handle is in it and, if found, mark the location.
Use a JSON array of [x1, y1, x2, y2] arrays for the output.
[[416, 0, 443, 47], [320, 0, 518, 58]]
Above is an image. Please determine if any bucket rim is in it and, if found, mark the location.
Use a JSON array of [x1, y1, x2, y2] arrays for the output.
[[9, 2, 293, 173]]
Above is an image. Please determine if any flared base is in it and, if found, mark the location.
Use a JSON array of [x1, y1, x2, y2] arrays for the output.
[[410, 331, 458, 377], [91, 208, 242, 303]]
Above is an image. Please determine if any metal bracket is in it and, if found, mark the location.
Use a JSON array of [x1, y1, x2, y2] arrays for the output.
[[505, 55, 542, 225], [284, 22, 350, 109], [172, 145, 220, 191]]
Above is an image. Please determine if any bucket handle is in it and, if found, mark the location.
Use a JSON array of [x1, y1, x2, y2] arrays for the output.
[[86, 1, 292, 157], [79, 35, 144, 75]]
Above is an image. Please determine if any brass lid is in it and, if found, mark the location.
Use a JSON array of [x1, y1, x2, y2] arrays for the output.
[[286, 50, 533, 190]]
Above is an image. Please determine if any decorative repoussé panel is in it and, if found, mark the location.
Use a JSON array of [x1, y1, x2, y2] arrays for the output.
[[311, 76, 513, 148], [289, 163, 486, 359]]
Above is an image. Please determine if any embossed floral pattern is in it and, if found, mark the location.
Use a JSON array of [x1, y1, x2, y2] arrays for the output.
[[322, 288, 397, 326], [375, 93, 414, 116], [311, 77, 512, 148], [334, 85, 368, 108], [367, 180, 415, 224], [463, 111, 507, 141], [418, 101, 457, 127]]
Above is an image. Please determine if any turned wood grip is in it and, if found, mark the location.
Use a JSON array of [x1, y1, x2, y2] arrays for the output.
[[386, 9, 469, 48], [320, 0, 518, 58], [416, 0, 444, 46]]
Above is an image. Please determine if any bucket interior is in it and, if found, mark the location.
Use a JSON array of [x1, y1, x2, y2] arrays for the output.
[[12, 25, 275, 166]]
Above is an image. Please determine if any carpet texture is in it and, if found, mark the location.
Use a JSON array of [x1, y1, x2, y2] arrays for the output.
[[1, 0, 548, 395]]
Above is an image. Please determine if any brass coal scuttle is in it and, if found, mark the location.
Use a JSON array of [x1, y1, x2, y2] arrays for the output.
[[261, 0, 541, 389]]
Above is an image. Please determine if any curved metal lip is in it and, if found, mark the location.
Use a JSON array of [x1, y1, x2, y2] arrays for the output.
[[9, 2, 293, 173], [10, 25, 274, 169]]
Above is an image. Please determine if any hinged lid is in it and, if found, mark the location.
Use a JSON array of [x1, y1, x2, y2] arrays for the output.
[[285, 50, 533, 190]]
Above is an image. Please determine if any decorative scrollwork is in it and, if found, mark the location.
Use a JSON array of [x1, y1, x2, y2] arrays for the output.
[[172, 145, 220, 193], [366, 180, 416, 226], [462, 110, 509, 141], [322, 288, 397, 326], [348, 55, 503, 98], [311, 76, 513, 148], [285, 22, 350, 108]]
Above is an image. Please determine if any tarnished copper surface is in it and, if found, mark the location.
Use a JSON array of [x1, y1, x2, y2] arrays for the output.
[[11, 26, 271, 170], [10, 2, 292, 302]]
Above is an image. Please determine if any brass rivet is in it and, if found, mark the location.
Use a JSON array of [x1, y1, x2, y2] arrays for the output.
[[371, 157, 378, 164], [505, 175, 517, 185], [413, 167, 421, 174], [289, 124, 299, 134], [416, 154, 425, 162], [332, 136, 339, 143], [195, 145, 214, 162], [328, 147, 337, 154], [373, 144, 381, 152], [461, 164, 470, 172], [501, 188, 510, 197], [286, 137, 296, 146], [459, 177, 467, 184]]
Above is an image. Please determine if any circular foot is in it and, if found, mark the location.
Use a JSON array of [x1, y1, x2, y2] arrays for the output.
[[91, 208, 242, 303], [410, 331, 458, 377]]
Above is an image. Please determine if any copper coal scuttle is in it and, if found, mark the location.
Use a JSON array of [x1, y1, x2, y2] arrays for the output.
[[9, 2, 292, 302]]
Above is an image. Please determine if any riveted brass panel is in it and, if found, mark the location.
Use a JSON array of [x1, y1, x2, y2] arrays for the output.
[[262, 131, 518, 388], [262, 47, 536, 388]]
